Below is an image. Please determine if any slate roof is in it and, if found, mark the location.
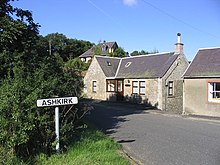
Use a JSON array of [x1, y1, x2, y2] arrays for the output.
[[95, 52, 179, 79], [116, 52, 178, 78], [79, 47, 94, 58], [96, 56, 121, 77], [184, 48, 220, 78], [100, 41, 117, 48]]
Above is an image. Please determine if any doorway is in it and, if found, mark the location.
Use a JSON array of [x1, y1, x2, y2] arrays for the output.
[[117, 80, 124, 101]]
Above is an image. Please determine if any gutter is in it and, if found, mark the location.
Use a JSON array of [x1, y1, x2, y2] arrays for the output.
[[184, 76, 220, 79]]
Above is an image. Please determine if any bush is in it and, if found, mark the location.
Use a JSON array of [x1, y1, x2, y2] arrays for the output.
[[0, 63, 90, 161], [0, 1, 90, 162], [0, 145, 23, 164]]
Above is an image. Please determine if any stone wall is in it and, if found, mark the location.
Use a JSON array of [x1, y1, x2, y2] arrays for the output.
[[166, 80, 183, 114], [84, 58, 106, 100], [123, 78, 161, 108], [83, 53, 189, 114], [162, 54, 189, 113]]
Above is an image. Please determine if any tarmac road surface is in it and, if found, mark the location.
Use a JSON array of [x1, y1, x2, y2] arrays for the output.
[[85, 101, 220, 165]]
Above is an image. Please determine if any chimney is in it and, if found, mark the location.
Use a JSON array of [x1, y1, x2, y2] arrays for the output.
[[174, 33, 184, 54]]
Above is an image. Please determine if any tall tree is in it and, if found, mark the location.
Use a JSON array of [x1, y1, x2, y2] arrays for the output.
[[110, 47, 126, 58], [0, 0, 40, 78], [0, 1, 88, 162], [41, 33, 93, 61]]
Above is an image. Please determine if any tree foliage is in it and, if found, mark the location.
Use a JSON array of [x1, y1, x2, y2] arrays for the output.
[[64, 57, 90, 71], [93, 45, 102, 55], [0, 0, 40, 79], [93, 45, 126, 58], [130, 49, 159, 56], [111, 47, 126, 58], [38, 33, 93, 62], [0, 0, 89, 162]]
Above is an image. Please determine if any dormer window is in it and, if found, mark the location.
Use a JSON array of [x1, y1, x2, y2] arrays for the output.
[[102, 44, 108, 52], [102, 46, 106, 52], [125, 62, 132, 68], [107, 61, 111, 66]]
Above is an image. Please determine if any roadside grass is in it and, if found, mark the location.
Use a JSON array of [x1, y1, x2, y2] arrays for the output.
[[39, 125, 131, 165]]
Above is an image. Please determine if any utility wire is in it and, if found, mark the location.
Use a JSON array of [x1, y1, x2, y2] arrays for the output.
[[87, 0, 115, 22], [141, 0, 219, 39], [87, 0, 218, 39]]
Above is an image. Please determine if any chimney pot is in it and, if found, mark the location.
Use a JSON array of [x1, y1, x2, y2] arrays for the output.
[[177, 33, 181, 43], [174, 33, 184, 54]]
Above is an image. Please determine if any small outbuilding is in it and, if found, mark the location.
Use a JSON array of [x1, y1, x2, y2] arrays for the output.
[[183, 47, 220, 117]]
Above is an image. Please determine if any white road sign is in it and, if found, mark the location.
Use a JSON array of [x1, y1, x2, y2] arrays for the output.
[[37, 97, 78, 107]]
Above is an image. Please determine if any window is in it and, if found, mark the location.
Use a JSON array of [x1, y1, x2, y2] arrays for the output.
[[117, 80, 123, 92], [107, 61, 111, 66], [168, 81, 174, 96], [102, 45, 105, 52], [132, 81, 139, 94], [139, 81, 146, 95], [108, 48, 113, 53], [107, 80, 115, 92], [102, 45, 108, 52], [208, 82, 220, 103], [125, 62, 132, 68], [92, 81, 97, 93], [132, 81, 146, 95]]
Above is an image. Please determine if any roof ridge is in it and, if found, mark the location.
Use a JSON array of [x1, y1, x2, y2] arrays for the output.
[[198, 47, 220, 51], [99, 41, 116, 43], [79, 47, 94, 58], [98, 41, 116, 46], [115, 58, 122, 78], [95, 55, 122, 59], [125, 52, 174, 59], [183, 47, 220, 78]]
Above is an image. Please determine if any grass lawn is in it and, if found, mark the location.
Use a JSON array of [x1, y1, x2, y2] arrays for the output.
[[39, 125, 131, 165]]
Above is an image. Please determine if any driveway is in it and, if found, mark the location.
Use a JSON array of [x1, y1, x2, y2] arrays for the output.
[[85, 101, 220, 165]]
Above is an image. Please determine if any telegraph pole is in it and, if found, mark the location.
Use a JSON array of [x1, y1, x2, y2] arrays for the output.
[[49, 40, 52, 55]]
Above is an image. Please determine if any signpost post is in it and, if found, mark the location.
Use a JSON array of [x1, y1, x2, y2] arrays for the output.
[[37, 97, 78, 153], [55, 107, 60, 153]]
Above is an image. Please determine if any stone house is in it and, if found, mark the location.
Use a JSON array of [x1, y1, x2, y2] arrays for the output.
[[79, 41, 118, 63], [183, 47, 220, 117], [84, 34, 189, 113]]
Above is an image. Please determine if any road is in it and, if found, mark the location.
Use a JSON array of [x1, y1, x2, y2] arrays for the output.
[[85, 101, 220, 165]]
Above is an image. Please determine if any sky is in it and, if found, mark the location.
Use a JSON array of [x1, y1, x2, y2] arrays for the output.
[[12, 0, 220, 60]]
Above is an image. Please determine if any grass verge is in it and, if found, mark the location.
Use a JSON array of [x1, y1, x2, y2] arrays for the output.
[[39, 125, 130, 165]]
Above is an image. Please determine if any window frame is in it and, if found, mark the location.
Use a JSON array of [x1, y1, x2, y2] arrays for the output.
[[132, 81, 146, 95], [106, 80, 116, 92], [125, 62, 132, 68], [168, 81, 174, 97], [102, 45, 106, 52], [92, 81, 97, 93], [208, 80, 220, 103], [132, 81, 139, 94], [139, 81, 146, 95]]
